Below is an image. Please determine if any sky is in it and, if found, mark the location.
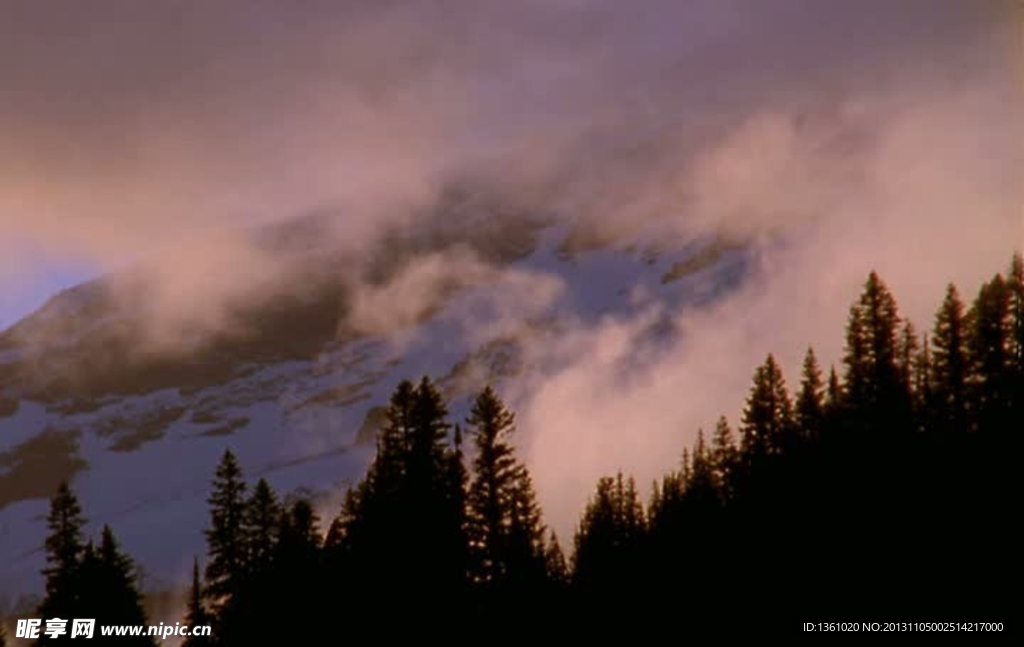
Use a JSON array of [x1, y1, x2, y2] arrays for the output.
[[0, 0, 1021, 532]]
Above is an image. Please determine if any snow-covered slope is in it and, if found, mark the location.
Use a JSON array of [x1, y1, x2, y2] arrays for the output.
[[0, 208, 749, 603]]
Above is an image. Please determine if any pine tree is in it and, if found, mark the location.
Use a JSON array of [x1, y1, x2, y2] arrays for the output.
[[336, 380, 417, 565], [244, 478, 281, 576], [333, 378, 465, 614], [969, 274, 1012, 434], [407, 377, 451, 496], [543, 532, 569, 589], [573, 473, 645, 595], [203, 450, 247, 615], [741, 354, 794, 458], [898, 321, 920, 418], [1007, 253, 1024, 423], [843, 271, 908, 433], [796, 347, 825, 442], [824, 365, 844, 428], [688, 428, 718, 506], [710, 415, 738, 501], [182, 559, 213, 647], [466, 387, 544, 592], [931, 284, 969, 434], [37, 481, 87, 642], [444, 423, 470, 587], [277, 500, 321, 558], [77, 527, 154, 646], [505, 466, 546, 590], [266, 500, 322, 645], [912, 336, 933, 433], [407, 377, 465, 598]]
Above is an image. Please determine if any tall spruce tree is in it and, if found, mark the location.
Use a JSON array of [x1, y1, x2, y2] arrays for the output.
[[710, 415, 738, 501], [333, 378, 466, 614], [182, 559, 213, 647], [1007, 253, 1024, 422], [543, 532, 569, 589], [824, 366, 844, 427], [843, 271, 908, 433], [688, 428, 718, 506], [898, 321, 920, 426], [931, 284, 969, 434], [796, 347, 825, 442], [243, 478, 281, 576], [217, 478, 281, 646], [573, 473, 645, 595], [969, 274, 1012, 434], [37, 481, 87, 642], [408, 377, 465, 598], [77, 527, 154, 647], [466, 387, 544, 591], [203, 450, 247, 615], [912, 336, 933, 433], [442, 422, 470, 593], [741, 354, 794, 458], [261, 500, 323, 646]]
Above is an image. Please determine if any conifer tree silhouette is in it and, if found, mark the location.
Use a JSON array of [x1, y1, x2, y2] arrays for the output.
[[203, 451, 247, 618], [931, 284, 969, 434], [843, 271, 908, 433], [796, 347, 825, 442], [37, 482, 87, 646], [741, 354, 794, 458], [182, 559, 213, 647], [76, 527, 155, 646], [969, 274, 1012, 434], [466, 386, 545, 597]]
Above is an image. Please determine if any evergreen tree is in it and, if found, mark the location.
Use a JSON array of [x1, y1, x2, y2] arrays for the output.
[[243, 478, 281, 576], [573, 473, 645, 594], [710, 415, 738, 501], [688, 428, 718, 505], [203, 450, 247, 615], [912, 336, 933, 433], [969, 274, 1012, 434], [333, 378, 465, 615], [647, 471, 685, 540], [741, 354, 794, 458], [843, 271, 908, 433], [336, 380, 417, 566], [1007, 253, 1024, 422], [898, 321, 919, 395], [543, 532, 569, 589], [277, 500, 321, 559], [466, 387, 545, 593], [260, 500, 323, 646], [407, 377, 465, 597], [824, 366, 844, 428], [443, 424, 470, 591], [37, 481, 87, 642], [182, 559, 213, 647], [931, 284, 969, 434], [77, 527, 154, 646], [680, 447, 692, 487], [796, 347, 825, 442]]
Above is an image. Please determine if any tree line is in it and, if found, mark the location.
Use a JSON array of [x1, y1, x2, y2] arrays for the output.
[[23, 254, 1021, 640]]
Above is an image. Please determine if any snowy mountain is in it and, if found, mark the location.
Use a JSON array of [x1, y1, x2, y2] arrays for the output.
[[0, 199, 750, 604]]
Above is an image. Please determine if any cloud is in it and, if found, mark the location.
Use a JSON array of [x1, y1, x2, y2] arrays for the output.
[[0, 0, 1019, 536], [512, 77, 1023, 536]]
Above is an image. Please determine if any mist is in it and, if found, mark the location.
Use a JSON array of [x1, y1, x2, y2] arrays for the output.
[[1, 0, 1020, 535]]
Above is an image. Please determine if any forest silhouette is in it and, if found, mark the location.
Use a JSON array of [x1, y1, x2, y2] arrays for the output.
[[21, 254, 1021, 640]]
